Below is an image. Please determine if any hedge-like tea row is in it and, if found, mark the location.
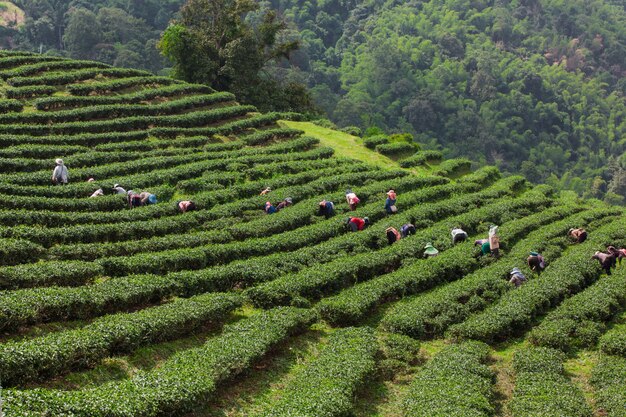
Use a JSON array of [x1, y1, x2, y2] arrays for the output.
[[378, 207, 617, 338], [0, 143, 89, 159], [432, 158, 472, 177], [5, 84, 57, 99], [0, 260, 103, 289], [257, 327, 378, 417], [0, 94, 235, 125], [0, 238, 45, 266], [34, 83, 216, 110], [599, 324, 626, 357], [0, 99, 23, 113], [528, 266, 626, 351], [448, 218, 626, 342], [402, 341, 495, 417], [0, 55, 65, 70], [319, 203, 583, 327], [590, 355, 626, 417], [148, 111, 281, 138], [0, 130, 149, 147], [93, 135, 229, 153], [3, 307, 316, 416], [375, 142, 417, 156], [0, 292, 242, 386], [0, 146, 197, 175], [0, 59, 110, 79], [363, 134, 388, 149], [0, 105, 256, 136], [66, 75, 181, 95], [240, 127, 304, 145], [509, 347, 591, 417], [7, 66, 151, 87], [399, 150, 444, 168], [245, 176, 532, 308]]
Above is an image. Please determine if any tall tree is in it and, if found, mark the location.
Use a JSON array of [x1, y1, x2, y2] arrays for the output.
[[158, 0, 312, 112]]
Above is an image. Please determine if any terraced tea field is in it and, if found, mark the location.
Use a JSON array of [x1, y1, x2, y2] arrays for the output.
[[0, 50, 624, 417]]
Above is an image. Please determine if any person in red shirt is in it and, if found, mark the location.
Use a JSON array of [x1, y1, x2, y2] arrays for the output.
[[346, 216, 369, 232]]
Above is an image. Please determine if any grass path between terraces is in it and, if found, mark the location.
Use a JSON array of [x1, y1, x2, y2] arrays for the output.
[[280, 120, 429, 175]]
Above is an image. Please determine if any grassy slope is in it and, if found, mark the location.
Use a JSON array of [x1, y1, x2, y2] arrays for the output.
[[280, 121, 432, 176]]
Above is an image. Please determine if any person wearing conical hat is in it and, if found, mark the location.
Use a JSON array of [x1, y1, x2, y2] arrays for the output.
[[509, 267, 527, 287], [51, 158, 69, 185], [385, 189, 397, 214], [423, 243, 439, 258]]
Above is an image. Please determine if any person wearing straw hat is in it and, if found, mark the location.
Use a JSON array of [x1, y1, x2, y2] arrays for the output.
[[423, 243, 439, 258], [318, 200, 335, 219], [51, 158, 69, 185], [527, 251, 545, 275], [386, 227, 401, 244], [385, 189, 397, 214], [509, 268, 527, 287]]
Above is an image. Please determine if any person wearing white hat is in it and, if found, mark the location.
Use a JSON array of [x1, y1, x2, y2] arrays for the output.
[[112, 184, 126, 195], [51, 158, 68, 185], [509, 268, 527, 287]]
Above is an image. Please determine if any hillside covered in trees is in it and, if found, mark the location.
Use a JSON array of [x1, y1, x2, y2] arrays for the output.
[[266, 0, 626, 200], [0, 0, 184, 72]]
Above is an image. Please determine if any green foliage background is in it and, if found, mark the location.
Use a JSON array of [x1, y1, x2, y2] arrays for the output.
[[264, 0, 626, 199]]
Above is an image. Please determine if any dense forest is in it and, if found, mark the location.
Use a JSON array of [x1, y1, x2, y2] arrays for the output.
[[0, 0, 185, 72], [264, 0, 626, 200], [1, 0, 626, 200]]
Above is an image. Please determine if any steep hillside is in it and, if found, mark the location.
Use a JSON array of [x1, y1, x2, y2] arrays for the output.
[[0, 52, 625, 417]]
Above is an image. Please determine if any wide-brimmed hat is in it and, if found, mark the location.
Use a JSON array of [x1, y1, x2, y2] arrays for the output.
[[148, 194, 157, 204], [113, 184, 120, 188], [387, 190, 395, 195], [55, 158, 63, 165], [568, 228, 575, 234], [285, 197, 293, 204], [510, 267, 522, 276], [424, 243, 439, 255]]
